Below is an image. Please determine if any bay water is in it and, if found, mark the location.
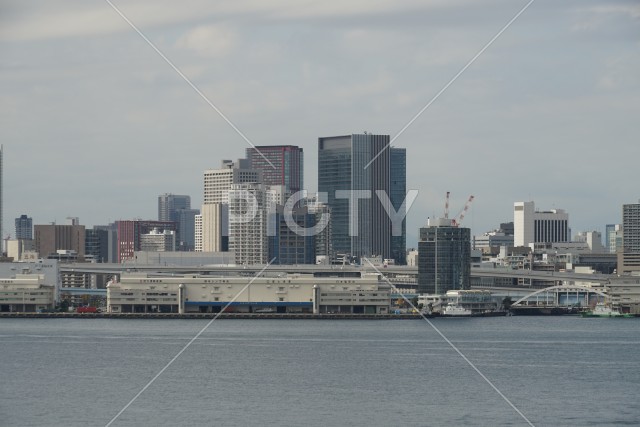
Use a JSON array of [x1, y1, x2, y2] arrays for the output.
[[1, 317, 639, 426]]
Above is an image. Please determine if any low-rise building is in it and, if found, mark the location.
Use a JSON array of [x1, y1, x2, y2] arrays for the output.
[[107, 273, 390, 315], [608, 275, 640, 314], [0, 274, 55, 312]]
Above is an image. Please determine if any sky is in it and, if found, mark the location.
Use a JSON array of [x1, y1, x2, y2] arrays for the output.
[[1, 0, 639, 247]]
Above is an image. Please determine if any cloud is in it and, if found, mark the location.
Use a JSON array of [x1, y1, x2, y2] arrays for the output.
[[176, 25, 238, 58]]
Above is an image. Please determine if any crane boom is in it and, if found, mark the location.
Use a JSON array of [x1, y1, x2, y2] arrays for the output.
[[452, 195, 474, 226], [444, 191, 450, 219]]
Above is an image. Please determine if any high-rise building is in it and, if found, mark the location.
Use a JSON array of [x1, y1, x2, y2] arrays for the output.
[[318, 134, 401, 261], [619, 202, 640, 274], [158, 194, 196, 251], [204, 159, 261, 204], [246, 145, 304, 197], [158, 194, 191, 222], [514, 201, 569, 247], [417, 218, 471, 295], [15, 214, 33, 240], [201, 159, 261, 252], [390, 148, 407, 265], [228, 183, 268, 265]]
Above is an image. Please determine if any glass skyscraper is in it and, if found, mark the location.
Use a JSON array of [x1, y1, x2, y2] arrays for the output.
[[318, 134, 403, 262], [390, 148, 407, 264]]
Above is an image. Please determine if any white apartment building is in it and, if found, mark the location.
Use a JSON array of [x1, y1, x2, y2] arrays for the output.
[[228, 183, 269, 265], [201, 159, 261, 253], [514, 201, 569, 247], [203, 159, 261, 204]]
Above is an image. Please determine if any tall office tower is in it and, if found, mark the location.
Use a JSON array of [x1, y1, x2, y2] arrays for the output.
[[246, 145, 304, 197], [202, 160, 261, 252], [417, 218, 471, 295], [318, 134, 400, 261], [619, 202, 640, 274], [116, 220, 177, 262], [228, 183, 268, 265], [34, 222, 86, 259], [390, 148, 407, 264], [514, 201, 569, 247], [15, 214, 33, 240], [158, 194, 191, 221]]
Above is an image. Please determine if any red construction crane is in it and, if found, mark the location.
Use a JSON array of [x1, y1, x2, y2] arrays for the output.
[[444, 191, 450, 219], [451, 195, 474, 227]]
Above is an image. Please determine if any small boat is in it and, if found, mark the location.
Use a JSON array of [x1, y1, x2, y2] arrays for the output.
[[442, 303, 473, 317], [581, 302, 633, 318]]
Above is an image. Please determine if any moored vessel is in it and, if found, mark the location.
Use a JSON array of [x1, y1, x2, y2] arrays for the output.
[[581, 302, 633, 318]]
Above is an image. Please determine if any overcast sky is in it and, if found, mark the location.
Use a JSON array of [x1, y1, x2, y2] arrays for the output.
[[1, 0, 638, 246]]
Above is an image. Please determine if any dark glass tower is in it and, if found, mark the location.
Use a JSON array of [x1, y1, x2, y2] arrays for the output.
[[318, 134, 398, 261], [15, 214, 33, 240], [418, 219, 471, 294], [390, 148, 407, 264]]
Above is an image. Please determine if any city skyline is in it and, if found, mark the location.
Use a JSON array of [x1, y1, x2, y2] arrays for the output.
[[2, 1, 639, 246]]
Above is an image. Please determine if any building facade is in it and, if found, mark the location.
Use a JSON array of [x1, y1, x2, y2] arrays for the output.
[[269, 206, 316, 265], [246, 145, 304, 197], [514, 201, 569, 247], [34, 223, 86, 259], [139, 229, 176, 252], [318, 134, 400, 261], [228, 183, 269, 265], [158, 194, 191, 221], [417, 218, 471, 295], [619, 202, 640, 274], [202, 159, 261, 254], [15, 214, 33, 240], [390, 148, 407, 265], [116, 220, 177, 263], [107, 273, 390, 315]]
